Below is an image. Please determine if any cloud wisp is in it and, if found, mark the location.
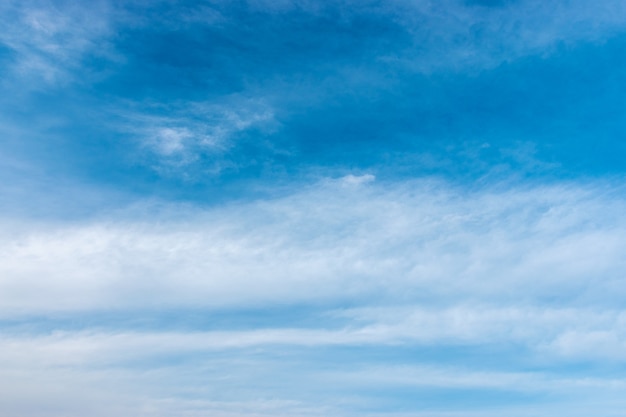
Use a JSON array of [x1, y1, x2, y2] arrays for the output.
[[122, 98, 277, 171], [0, 0, 115, 87]]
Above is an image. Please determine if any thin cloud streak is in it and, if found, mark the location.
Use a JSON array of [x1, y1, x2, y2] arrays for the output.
[[4, 305, 626, 361], [3, 325, 626, 417]]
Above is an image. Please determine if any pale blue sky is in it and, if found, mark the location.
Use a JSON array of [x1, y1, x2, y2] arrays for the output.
[[2, 1, 626, 416]]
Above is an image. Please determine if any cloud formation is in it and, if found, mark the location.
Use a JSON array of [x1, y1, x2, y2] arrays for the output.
[[2, 177, 626, 417], [3, 177, 625, 314], [3, 1, 626, 416]]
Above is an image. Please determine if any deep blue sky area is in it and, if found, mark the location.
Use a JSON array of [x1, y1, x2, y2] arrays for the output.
[[2, 1, 626, 416], [3, 0, 626, 205]]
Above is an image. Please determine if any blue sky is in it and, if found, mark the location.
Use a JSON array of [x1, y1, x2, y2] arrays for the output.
[[2, 0, 626, 416]]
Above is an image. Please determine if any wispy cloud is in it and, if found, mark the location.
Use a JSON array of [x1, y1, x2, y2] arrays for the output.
[[5, 305, 626, 361], [0, 0, 115, 87], [3, 0, 624, 188], [229, 0, 626, 72], [3, 322, 626, 416], [392, 0, 626, 71], [2, 177, 625, 314], [121, 98, 277, 170]]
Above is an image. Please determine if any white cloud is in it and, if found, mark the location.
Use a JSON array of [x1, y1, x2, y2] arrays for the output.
[[3, 323, 626, 417], [2, 178, 626, 314], [120, 98, 277, 168], [3, 175, 626, 415], [4, 306, 626, 362], [150, 127, 192, 156]]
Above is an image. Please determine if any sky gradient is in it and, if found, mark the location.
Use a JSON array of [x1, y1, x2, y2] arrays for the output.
[[2, 1, 626, 416]]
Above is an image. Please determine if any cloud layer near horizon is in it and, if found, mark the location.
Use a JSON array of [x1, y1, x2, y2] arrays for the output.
[[2, 177, 626, 415]]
